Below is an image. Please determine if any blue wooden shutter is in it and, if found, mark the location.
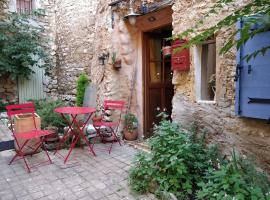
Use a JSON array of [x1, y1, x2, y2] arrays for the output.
[[235, 19, 270, 120]]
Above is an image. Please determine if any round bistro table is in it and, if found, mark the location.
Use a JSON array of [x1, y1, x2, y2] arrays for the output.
[[54, 107, 96, 163]]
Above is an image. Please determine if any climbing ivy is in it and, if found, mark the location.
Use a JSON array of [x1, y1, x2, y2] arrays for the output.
[[0, 10, 52, 79]]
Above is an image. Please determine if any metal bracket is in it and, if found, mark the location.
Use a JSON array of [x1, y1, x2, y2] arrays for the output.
[[248, 65, 252, 74], [248, 97, 270, 104]]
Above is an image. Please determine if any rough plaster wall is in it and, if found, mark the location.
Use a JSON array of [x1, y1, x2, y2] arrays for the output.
[[172, 0, 270, 171]]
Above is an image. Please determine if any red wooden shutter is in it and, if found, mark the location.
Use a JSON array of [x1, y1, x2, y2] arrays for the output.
[[171, 40, 190, 71]]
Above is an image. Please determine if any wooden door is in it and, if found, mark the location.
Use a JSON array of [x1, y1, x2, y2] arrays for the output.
[[144, 33, 174, 137]]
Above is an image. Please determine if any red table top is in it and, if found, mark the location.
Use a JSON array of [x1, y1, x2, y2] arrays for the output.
[[54, 107, 96, 115]]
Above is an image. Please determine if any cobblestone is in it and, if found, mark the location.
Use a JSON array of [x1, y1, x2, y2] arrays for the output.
[[0, 144, 156, 200]]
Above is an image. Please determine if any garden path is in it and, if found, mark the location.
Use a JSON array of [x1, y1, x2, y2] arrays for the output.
[[0, 143, 156, 200]]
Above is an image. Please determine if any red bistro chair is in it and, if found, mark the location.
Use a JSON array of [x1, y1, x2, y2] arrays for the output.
[[6, 102, 53, 173], [93, 100, 126, 154]]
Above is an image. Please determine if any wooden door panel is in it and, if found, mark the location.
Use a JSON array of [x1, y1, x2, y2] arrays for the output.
[[144, 30, 174, 136], [164, 87, 174, 118], [147, 88, 162, 132]]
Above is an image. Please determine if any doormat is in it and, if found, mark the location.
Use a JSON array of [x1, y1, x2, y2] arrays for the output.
[[0, 140, 14, 151]]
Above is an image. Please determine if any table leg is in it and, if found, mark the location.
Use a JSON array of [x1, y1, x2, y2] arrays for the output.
[[54, 114, 76, 155], [64, 130, 81, 164], [72, 115, 96, 157]]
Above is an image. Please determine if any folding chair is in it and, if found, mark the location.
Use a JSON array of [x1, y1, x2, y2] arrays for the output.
[[6, 102, 53, 173], [93, 100, 125, 153]]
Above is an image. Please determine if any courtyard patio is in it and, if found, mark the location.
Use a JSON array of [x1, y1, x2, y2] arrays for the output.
[[0, 138, 155, 200]]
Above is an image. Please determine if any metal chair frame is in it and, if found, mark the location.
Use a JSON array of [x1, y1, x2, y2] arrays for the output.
[[93, 100, 126, 153], [6, 102, 53, 173]]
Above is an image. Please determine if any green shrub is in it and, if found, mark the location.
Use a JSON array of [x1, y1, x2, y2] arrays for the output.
[[129, 119, 219, 199], [32, 99, 68, 130], [129, 118, 270, 199], [124, 113, 138, 132], [76, 73, 90, 106], [197, 151, 270, 200], [0, 99, 7, 112], [129, 152, 153, 193]]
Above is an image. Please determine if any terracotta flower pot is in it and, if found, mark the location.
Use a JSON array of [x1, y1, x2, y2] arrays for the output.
[[124, 129, 138, 141], [162, 46, 172, 57], [113, 59, 121, 69], [92, 116, 102, 123], [45, 126, 58, 139], [44, 126, 59, 150]]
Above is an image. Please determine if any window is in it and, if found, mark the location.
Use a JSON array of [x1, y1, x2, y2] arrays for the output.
[[16, 0, 32, 14], [194, 39, 216, 102]]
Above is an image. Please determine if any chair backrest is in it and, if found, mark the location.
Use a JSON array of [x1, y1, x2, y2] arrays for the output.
[[6, 102, 38, 132], [104, 100, 125, 110], [103, 100, 126, 130]]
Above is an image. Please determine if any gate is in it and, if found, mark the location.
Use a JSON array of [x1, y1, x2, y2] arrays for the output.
[[18, 66, 46, 103]]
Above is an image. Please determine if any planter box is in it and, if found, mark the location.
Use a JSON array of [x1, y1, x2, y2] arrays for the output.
[[14, 113, 41, 154]]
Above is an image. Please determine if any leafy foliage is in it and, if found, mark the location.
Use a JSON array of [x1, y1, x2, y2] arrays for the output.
[[32, 99, 68, 130], [0, 10, 52, 79], [76, 73, 90, 107], [124, 113, 138, 132], [129, 119, 219, 199], [173, 0, 270, 61], [0, 98, 7, 112], [129, 118, 270, 199], [197, 151, 270, 200]]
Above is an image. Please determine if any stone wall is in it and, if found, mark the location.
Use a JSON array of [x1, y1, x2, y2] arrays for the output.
[[0, 76, 17, 104], [47, 0, 99, 102], [172, 0, 270, 171], [49, 0, 139, 109], [40, 0, 58, 99]]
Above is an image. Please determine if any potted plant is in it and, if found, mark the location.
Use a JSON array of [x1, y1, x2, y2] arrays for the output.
[[111, 52, 121, 68], [92, 113, 103, 123], [208, 73, 216, 96], [162, 45, 172, 57], [123, 113, 138, 141], [33, 99, 67, 150]]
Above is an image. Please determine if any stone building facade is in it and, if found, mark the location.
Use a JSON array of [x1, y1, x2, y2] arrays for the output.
[[1, 0, 269, 170], [171, 0, 270, 171]]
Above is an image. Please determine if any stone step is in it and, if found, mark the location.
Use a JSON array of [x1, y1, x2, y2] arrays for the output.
[[124, 140, 151, 153]]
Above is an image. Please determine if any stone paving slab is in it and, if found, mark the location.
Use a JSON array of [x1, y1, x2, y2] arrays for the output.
[[0, 144, 156, 200]]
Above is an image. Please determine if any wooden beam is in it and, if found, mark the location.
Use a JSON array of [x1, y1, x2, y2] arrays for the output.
[[136, 6, 172, 32]]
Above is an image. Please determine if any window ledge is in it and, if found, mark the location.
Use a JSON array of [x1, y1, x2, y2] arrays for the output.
[[197, 100, 216, 104]]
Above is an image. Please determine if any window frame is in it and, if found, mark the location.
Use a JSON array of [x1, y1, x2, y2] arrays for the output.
[[194, 38, 217, 103]]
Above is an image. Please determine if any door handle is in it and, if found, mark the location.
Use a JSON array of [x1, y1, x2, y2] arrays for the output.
[[163, 108, 167, 112], [156, 107, 160, 111]]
